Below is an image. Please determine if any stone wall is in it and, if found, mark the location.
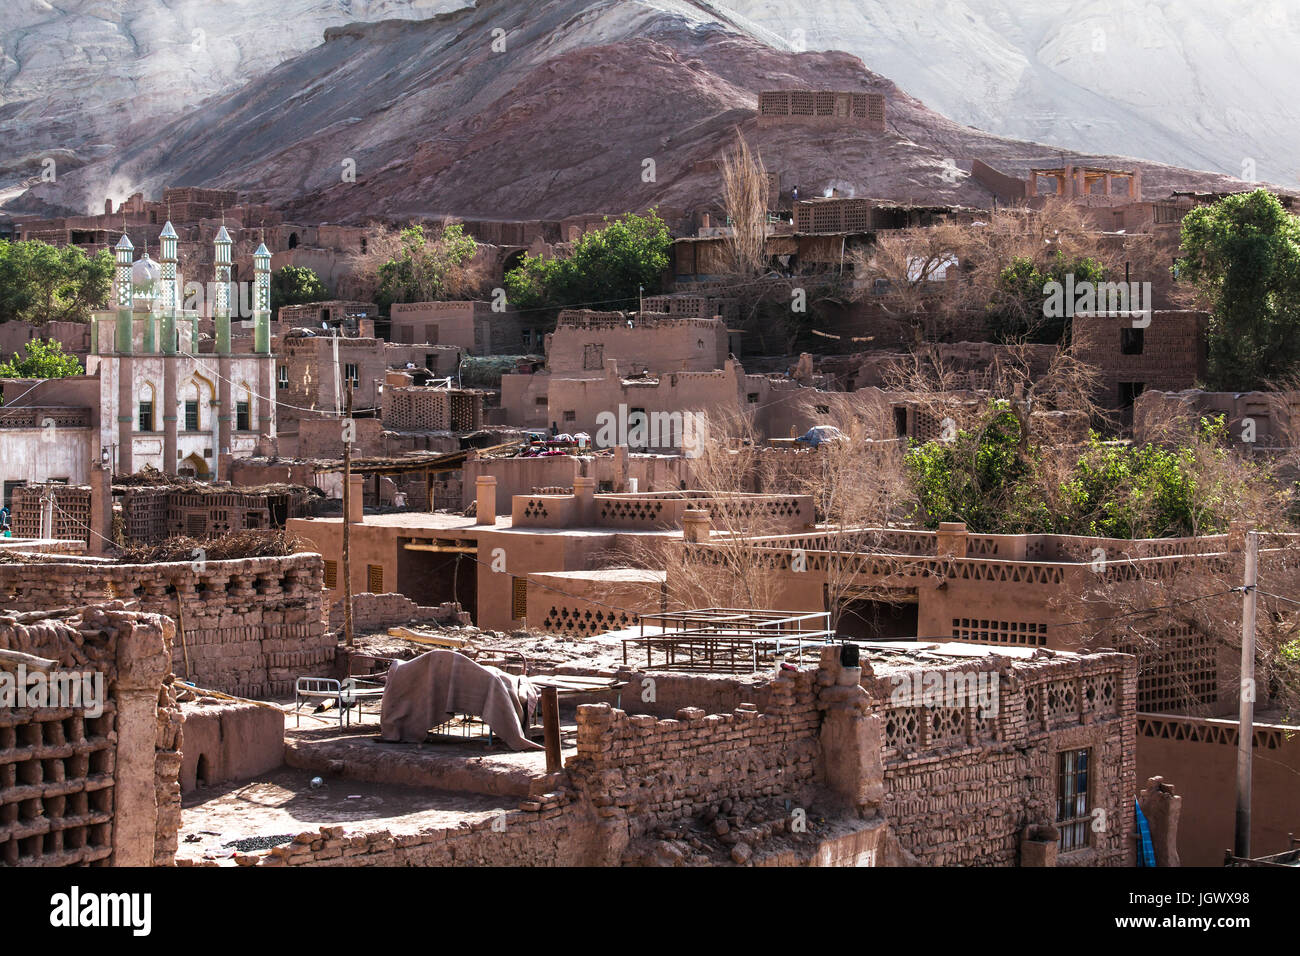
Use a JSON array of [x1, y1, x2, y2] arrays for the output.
[[0, 554, 329, 699], [0, 606, 181, 866]]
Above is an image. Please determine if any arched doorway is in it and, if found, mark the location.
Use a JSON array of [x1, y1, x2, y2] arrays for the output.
[[180, 452, 210, 479]]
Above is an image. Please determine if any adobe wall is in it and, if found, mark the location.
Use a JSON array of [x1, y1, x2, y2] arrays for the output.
[[0, 607, 182, 866], [185, 649, 1136, 868], [1136, 713, 1300, 866], [0, 554, 329, 699], [382, 387, 483, 432], [528, 569, 665, 636], [11, 484, 93, 542], [179, 698, 284, 793]]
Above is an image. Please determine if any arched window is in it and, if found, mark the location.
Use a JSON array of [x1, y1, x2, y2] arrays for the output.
[[138, 382, 157, 432]]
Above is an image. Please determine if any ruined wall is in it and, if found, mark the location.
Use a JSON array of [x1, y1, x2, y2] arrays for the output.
[[0, 554, 328, 699], [326, 592, 470, 633], [0, 607, 181, 866]]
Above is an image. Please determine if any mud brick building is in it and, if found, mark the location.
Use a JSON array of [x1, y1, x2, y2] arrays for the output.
[[688, 523, 1288, 718], [1071, 310, 1207, 412], [389, 300, 532, 354], [0, 607, 181, 866], [274, 333, 464, 455], [0, 553, 328, 699], [208, 641, 1136, 868], [757, 90, 886, 131]]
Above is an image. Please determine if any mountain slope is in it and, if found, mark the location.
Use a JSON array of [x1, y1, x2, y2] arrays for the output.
[[15, 0, 1254, 223], [720, 0, 1300, 187]]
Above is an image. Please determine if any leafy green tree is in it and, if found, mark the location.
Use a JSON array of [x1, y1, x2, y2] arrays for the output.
[[0, 338, 84, 379], [375, 222, 478, 313], [1176, 188, 1300, 390], [503, 211, 671, 315], [987, 250, 1107, 344], [269, 265, 329, 315], [906, 407, 1260, 537], [0, 239, 112, 326]]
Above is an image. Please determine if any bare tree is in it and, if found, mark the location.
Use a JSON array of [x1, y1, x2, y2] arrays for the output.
[[720, 132, 770, 278]]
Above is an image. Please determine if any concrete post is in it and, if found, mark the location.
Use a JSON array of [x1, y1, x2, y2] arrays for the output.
[[475, 476, 497, 525]]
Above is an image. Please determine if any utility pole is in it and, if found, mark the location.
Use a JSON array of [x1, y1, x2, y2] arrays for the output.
[[1235, 529, 1258, 858], [342, 382, 354, 648]]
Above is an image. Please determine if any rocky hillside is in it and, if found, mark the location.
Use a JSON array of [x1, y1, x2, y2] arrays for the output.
[[724, 0, 1300, 188], [11, 0, 1257, 222], [0, 0, 461, 194]]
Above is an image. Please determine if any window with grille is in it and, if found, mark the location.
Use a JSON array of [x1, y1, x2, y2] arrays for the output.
[[323, 560, 337, 589], [345, 364, 360, 388], [367, 564, 383, 593], [1056, 749, 1091, 852], [138, 401, 154, 432], [277, 366, 289, 389], [236, 401, 251, 431], [512, 577, 528, 621], [184, 401, 199, 431]]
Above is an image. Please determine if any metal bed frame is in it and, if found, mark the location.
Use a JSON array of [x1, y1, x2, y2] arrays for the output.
[[623, 608, 838, 673]]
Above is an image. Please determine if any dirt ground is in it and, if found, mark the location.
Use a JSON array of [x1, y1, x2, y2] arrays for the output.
[[177, 767, 513, 862]]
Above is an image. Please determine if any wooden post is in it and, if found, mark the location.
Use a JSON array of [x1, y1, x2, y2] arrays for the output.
[[541, 685, 562, 774], [343, 383, 354, 649], [1235, 530, 1258, 858]]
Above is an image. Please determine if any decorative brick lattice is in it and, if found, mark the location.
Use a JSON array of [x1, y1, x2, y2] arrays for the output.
[[540, 605, 636, 637], [0, 705, 117, 866], [951, 619, 1048, 647]]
